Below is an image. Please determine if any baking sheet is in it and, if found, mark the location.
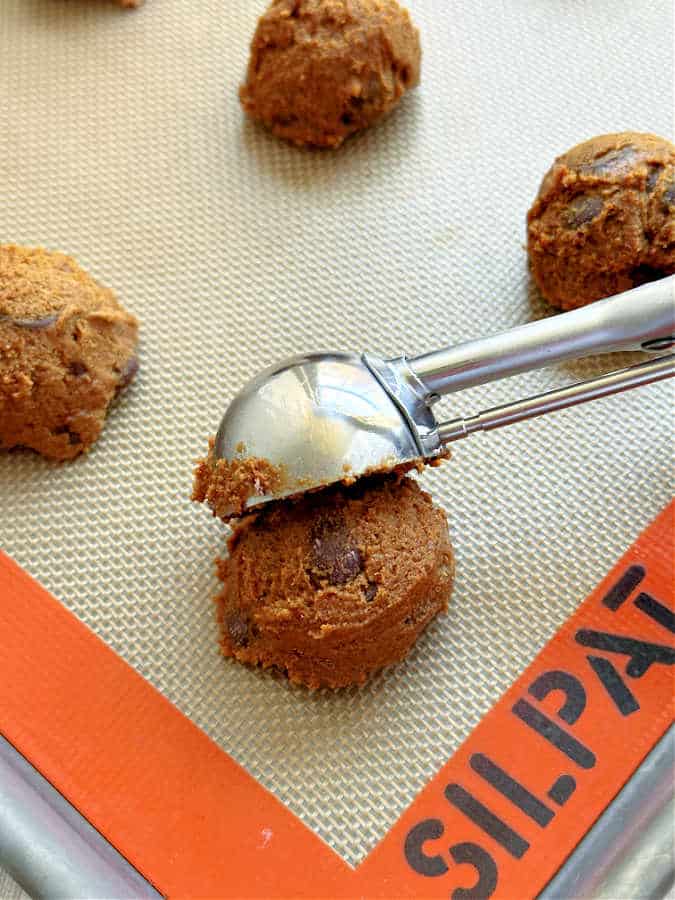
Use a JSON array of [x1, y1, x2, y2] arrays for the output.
[[0, 0, 672, 872]]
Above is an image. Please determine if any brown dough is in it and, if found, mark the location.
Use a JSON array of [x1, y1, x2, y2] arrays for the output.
[[527, 132, 675, 309], [239, 0, 421, 148], [215, 475, 454, 689], [192, 438, 286, 520], [0, 245, 139, 460], [191, 435, 442, 522]]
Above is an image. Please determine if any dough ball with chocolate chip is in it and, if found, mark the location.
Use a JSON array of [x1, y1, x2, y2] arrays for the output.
[[527, 132, 675, 309], [215, 475, 453, 689], [239, 0, 421, 149], [0, 245, 139, 460]]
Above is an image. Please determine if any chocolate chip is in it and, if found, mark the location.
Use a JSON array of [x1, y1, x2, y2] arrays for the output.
[[646, 165, 663, 193], [225, 611, 249, 647], [69, 361, 88, 377], [341, 113, 354, 126], [565, 195, 604, 228], [0, 313, 59, 330], [628, 265, 664, 287], [582, 145, 638, 176], [309, 511, 363, 586], [53, 425, 81, 445], [662, 179, 675, 210], [363, 582, 378, 602]]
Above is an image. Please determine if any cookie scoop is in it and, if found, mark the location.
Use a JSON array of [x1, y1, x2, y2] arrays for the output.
[[194, 277, 674, 520]]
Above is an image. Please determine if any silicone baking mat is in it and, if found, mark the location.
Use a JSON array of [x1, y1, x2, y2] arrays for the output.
[[0, 873, 26, 899], [0, 0, 672, 886]]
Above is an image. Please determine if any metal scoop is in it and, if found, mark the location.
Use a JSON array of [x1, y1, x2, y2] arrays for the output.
[[215, 276, 675, 514]]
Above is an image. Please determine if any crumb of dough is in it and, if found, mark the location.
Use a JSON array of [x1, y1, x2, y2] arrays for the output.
[[192, 434, 449, 522], [192, 438, 286, 519], [240, 0, 421, 148], [527, 132, 675, 309]]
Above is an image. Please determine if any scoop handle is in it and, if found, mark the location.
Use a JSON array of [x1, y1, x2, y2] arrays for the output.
[[436, 354, 674, 444], [407, 276, 675, 397]]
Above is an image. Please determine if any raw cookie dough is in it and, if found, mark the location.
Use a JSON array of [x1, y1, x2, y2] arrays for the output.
[[192, 438, 286, 521], [527, 132, 675, 309], [192, 437, 443, 522], [215, 475, 454, 689], [0, 245, 139, 460], [239, 0, 421, 148]]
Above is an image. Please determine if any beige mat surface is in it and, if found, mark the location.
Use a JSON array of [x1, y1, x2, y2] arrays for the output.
[[0, 0, 672, 875], [0, 869, 28, 900]]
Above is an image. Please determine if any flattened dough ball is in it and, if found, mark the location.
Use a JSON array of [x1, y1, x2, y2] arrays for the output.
[[239, 0, 421, 148], [527, 132, 675, 309], [0, 245, 139, 460], [215, 476, 454, 689]]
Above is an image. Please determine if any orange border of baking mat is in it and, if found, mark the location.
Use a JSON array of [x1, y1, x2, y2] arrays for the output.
[[1, 500, 673, 899]]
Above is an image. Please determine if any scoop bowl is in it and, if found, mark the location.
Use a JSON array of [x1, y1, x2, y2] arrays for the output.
[[213, 352, 439, 514]]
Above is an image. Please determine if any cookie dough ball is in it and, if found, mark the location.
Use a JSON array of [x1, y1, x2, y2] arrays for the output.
[[0, 245, 139, 460], [215, 476, 453, 689], [527, 132, 675, 309], [239, 0, 421, 149]]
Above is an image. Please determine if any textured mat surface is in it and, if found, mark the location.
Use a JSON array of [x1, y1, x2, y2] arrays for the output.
[[0, 0, 673, 870], [0, 870, 28, 900]]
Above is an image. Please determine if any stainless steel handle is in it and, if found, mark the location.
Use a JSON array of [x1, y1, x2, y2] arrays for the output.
[[408, 277, 675, 397], [437, 354, 674, 445]]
